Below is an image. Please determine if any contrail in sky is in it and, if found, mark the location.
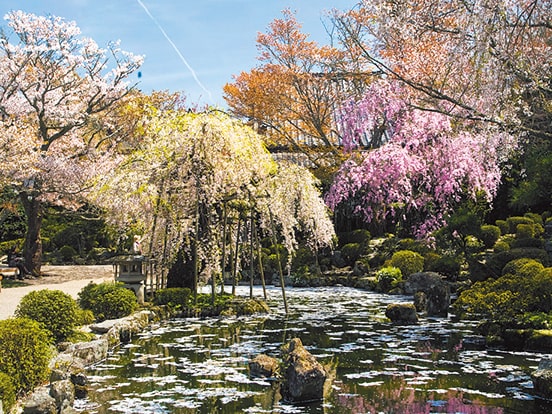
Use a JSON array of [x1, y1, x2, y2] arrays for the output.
[[136, 0, 213, 101]]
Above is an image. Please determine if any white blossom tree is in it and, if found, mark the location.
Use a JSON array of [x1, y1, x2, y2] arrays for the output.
[[92, 110, 335, 301], [0, 11, 142, 274]]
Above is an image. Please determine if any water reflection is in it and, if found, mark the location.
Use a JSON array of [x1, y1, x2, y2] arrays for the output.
[[78, 286, 552, 413]]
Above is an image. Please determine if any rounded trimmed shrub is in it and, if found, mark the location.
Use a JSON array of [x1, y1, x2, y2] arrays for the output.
[[375, 266, 402, 293], [59, 245, 78, 262], [516, 223, 535, 239], [153, 287, 192, 309], [0, 371, 16, 413], [389, 250, 424, 278], [493, 240, 510, 253], [502, 258, 541, 276], [78, 282, 137, 321], [480, 225, 501, 249], [428, 255, 461, 280], [487, 247, 550, 276], [341, 243, 365, 266], [0, 318, 53, 395], [495, 219, 509, 235], [511, 237, 544, 249], [507, 216, 534, 233], [15, 289, 79, 343]]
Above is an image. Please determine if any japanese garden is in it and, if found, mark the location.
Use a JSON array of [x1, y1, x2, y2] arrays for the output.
[[0, 1, 551, 413]]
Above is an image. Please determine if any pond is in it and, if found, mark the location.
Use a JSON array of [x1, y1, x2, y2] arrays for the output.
[[76, 286, 552, 413]]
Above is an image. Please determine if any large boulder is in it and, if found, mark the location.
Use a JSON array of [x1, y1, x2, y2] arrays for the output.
[[280, 338, 327, 403], [404, 272, 450, 316], [385, 303, 418, 324], [532, 358, 552, 399]]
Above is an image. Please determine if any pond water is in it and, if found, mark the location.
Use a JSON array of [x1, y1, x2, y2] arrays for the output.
[[76, 286, 552, 413]]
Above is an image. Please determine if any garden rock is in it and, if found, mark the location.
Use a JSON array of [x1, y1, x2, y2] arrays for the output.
[[385, 303, 418, 324], [22, 386, 56, 414], [249, 354, 280, 378], [280, 338, 327, 403], [414, 291, 427, 312], [404, 272, 450, 316], [49, 379, 74, 412], [65, 338, 109, 365], [531, 358, 552, 399], [93, 310, 152, 346]]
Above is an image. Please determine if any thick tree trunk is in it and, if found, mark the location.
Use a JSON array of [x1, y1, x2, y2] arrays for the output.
[[20, 193, 43, 276]]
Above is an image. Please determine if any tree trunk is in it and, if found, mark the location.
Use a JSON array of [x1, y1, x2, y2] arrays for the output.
[[20, 193, 43, 276]]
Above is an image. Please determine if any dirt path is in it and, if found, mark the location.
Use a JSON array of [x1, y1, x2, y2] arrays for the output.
[[0, 265, 114, 320]]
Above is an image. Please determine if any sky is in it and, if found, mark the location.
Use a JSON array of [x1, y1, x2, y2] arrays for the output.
[[0, 0, 357, 108]]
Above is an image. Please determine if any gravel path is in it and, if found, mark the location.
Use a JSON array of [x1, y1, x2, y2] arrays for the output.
[[0, 265, 114, 320]]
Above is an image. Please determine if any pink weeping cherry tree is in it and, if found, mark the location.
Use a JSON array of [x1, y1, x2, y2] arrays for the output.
[[326, 81, 515, 238]]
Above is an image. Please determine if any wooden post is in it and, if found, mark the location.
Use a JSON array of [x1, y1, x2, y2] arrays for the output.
[[193, 197, 199, 306], [249, 203, 254, 299], [220, 202, 227, 295], [253, 219, 267, 300], [232, 218, 241, 296], [269, 209, 288, 314]]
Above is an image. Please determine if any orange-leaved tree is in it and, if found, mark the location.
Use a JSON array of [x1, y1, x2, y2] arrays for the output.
[[224, 9, 376, 180]]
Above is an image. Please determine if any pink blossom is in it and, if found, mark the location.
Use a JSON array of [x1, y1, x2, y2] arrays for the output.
[[328, 80, 512, 238]]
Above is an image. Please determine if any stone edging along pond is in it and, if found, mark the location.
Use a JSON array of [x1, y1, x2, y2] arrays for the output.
[[17, 305, 175, 414]]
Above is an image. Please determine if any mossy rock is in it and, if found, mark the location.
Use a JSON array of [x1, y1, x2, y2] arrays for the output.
[[385, 303, 418, 324]]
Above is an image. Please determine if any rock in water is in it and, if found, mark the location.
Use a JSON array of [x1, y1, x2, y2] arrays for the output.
[[385, 303, 419, 324], [532, 358, 552, 399], [249, 354, 279, 378], [280, 338, 327, 403]]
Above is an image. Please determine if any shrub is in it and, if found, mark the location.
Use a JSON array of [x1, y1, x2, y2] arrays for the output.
[[454, 267, 552, 322], [76, 308, 96, 325], [428, 255, 461, 280], [422, 252, 440, 271], [524, 212, 544, 226], [338, 229, 371, 247], [15, 289, 79, 343], [516, 223, 535, 239], [398, 238, 430, 255], [480, 225, 501, 249], [375, 266, 402, 293], [153, 287, 192, 309], [507, 216, 534, 233], [78, 282, 137, 322], [0, 372, 16, 413], [487, 247, 550, 276], [341, 243, 365, 266], [511, 237, 544, 249], [493, 240, 510, 253], [0, 318, 53, 395], [389, 250, 424, 278], [59, 245, 78, 262], [502, 258, 541, 276], [495, 219, 509, 235]]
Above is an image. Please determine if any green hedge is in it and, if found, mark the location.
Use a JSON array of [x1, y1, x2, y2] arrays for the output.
[[480, 225, 501, 249], [153, 287, 191, 309], [15, 289, 79, 343], [454, 267, 552, 323], [375, 266, 402, 293], [0, 318, 53, 396], [0, 371, 16, 413], [78, 282, 137, 322], [389, 250, 424, 278]]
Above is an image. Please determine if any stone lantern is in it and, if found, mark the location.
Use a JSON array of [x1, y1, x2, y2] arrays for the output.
[[113, 255, 147, 304]]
